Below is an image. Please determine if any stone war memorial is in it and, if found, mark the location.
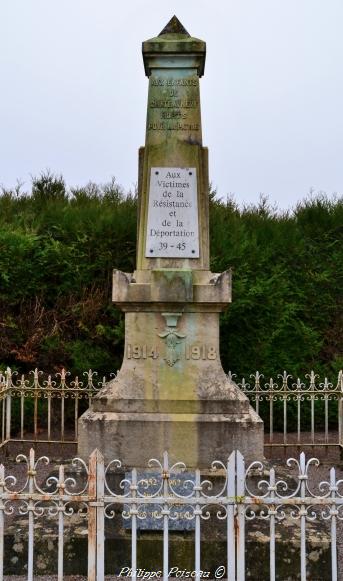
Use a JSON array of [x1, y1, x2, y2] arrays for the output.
[[78, 16, 263, 466], [1, 14, 341, 581]]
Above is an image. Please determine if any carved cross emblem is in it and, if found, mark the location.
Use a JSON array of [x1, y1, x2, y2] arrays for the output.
[[158, 313, 186, 366]]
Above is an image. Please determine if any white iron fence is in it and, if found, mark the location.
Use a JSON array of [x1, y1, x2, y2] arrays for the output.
[[0, 368, 108, 448], [0, 448, 341, 580], [0, 368, 342, 450], [235, 370, 343, 449]]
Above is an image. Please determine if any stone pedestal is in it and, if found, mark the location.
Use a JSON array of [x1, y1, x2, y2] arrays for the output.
[[78, 267, 263, 466], [78, 16, 264, 466]]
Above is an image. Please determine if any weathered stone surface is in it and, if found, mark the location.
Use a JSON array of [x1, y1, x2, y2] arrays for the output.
[[158, 15, 190, 37], [78, 17, 264, 467], [112, 268, 232, 306], [79, 408, 262, 468], [2, 531, 333, 578]]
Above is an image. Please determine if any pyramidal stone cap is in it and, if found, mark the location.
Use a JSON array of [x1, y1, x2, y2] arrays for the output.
[[158, 15, 190, 36], [142, 15, 206, 77]]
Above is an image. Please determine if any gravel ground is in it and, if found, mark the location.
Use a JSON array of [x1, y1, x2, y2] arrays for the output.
[[3, 578, 128, 580], [4, 577, 88, 580], [3, 577, 133, 580]]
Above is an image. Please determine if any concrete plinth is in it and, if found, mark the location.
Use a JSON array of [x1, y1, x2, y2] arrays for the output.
[[78, 405, 263, 468]]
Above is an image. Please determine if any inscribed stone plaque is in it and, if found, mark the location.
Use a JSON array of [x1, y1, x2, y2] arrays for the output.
[[123, 471, 195, 531], [145, 167, 199, 258]]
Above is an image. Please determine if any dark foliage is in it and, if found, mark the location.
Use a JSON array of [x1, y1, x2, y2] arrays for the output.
[[0, 173, 342, 380]]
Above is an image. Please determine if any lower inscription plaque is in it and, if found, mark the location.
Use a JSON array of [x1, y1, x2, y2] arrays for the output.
[[124, 471, 196, 531], [145, 167, 199, 258]]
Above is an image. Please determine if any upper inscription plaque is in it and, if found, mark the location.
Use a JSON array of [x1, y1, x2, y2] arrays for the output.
[[145, 167, 199, 258]]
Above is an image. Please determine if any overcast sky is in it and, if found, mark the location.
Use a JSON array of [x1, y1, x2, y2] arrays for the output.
[[1, 0, 342, 208]]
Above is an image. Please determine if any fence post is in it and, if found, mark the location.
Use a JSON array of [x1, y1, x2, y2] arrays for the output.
[[131, 468, 138, 581], [88, 449, 105, 581], [27, 448, 35, 581], [162, 451, 170, 581], [269, 468, 276, 581], [226, 451, 236, 581], [5, 368, 11, 442], [5, 396, 11, 442], [88, 449, 96, 580], [96, 450, 105, 580], [194, 468, 201, 581], [57, 464, 65, 581], [338, 371, 343, 448], [330, 466, 338, 581], [0, 463, 5, 581], [299, 452, 307, 581], [236, 451, 245, 581]]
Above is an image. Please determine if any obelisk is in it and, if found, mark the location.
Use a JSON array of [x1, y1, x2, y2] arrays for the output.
[[78, 16, 263, 466]]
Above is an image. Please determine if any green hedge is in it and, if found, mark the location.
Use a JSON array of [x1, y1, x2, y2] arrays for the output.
[[0, 172, 342, 379]]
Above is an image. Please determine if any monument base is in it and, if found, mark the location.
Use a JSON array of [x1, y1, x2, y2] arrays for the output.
[[78, 268, 264, 466], [78, 382, 263, 468]]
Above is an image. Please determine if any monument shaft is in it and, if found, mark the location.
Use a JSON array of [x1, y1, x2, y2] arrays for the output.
[[78, 17, 263, 466]]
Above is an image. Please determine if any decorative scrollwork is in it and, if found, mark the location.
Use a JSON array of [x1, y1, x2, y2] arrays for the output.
[[1, 449, 343, 540], [234, 369, 342, 402]]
